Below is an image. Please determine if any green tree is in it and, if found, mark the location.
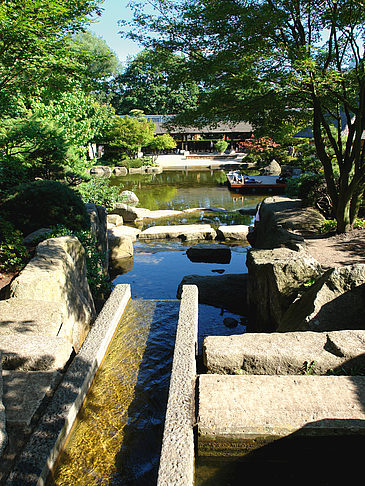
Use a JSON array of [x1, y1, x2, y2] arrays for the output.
[[105, 114, 155, 158], [123, 0, 365, 233], [0, 0, 101, 111], [149, 133, 177, 151], [110, 48, 199, 114]]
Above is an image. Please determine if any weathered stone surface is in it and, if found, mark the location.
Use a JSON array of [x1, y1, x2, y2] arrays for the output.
[[89, 165, 111, 177], [2, 370, 61, 427], [140, 224, 217, 241], [263, 159, 281, 176], [22, 228, 51, 245], [247, 196, 306, 249], [216, 225, 249, 241], [279, 264, 365, 332], [0, 356, 7, 458], [198, 374, 365, 454], [85, 203, 108, 272], [112, 166, 128, 176], [246, 246, 322, 331], [107, 214, 123, 226], [0, 335, 73, 372], [120, 190, 139, 206], [203, 330, 365, 375], [108, 233, 134, 260], [0, 299, 64, 336], [177, 274, 248, 314], [107, 224, 140, 242], [9, 237, 96, 352], [186, 243, 231, 263], [109, 256, 134, 274]]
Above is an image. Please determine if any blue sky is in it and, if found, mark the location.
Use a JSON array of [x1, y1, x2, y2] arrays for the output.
[[89, 0, 143, 64]]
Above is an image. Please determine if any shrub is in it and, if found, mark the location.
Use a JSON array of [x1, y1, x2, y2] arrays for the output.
[[0, 217, 29, 272], [77, 177, 124, 210], [214, 139, 228, 153], [1, 180, 90, 235], [286, 173, 332, 217]]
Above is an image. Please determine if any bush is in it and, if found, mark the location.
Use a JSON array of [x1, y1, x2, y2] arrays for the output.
[[214, 140, 228, 153], [0, 217, 29, 272], [117, 157, 154, 168], [1, 180, 90, 235], [34, 225, 112, 300], [286, 173, 332, 217], [77, 177, 124, 210]]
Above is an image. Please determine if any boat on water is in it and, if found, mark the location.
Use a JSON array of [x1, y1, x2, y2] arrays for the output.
[[226, 171, 287, 194]]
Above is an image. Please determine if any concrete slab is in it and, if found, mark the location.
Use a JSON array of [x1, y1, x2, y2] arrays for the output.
[[203, 330, 365, 375], [198, 374, 365, 455], [1, 335, 73, 372], [140, 224, 217, 241], [0, 300, 64, 336]]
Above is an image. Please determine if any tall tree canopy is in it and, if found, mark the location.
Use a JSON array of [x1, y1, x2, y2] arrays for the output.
[[110, 48, 199, 114], [122, 0, 365, 232]]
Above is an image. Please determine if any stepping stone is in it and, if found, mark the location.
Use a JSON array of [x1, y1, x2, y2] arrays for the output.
[[140, 224, 217, 241], [198, 374, 365, 455], [203, 330, 365, 375], [216, 225, 249, 241], [186, 243, 231, 263], [107, 225, 140, 242], [0, 335, 73, 372]]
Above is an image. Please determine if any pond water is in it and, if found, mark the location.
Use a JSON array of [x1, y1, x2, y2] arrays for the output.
[[50, 170, 265, 485]]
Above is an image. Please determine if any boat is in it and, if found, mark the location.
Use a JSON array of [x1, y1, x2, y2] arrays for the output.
[[226, 171, 287, 194]]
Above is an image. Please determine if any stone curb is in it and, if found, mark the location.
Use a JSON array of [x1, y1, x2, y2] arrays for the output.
[[157, 285, 198, 486], [5, 284, 131, 486]]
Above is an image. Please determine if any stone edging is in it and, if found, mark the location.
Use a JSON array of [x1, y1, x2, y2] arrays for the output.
[[5, 284, 131, 486], [157, 285, 199, 486]]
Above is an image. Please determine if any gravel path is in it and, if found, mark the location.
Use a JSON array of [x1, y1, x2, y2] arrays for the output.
[[304, 228, 365, 269]]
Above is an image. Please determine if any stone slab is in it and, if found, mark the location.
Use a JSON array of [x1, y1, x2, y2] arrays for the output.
[[107, 225, 140, 242], [216, 225, 249, 241], [186, 243, 231, 263], [203, 330, 365, 375], [0, 335, 73, 372], [157, 285, 198, 486], [2, 371, 61, 427], [140, 224, 216, 241], [198, 374, 365, 454], [0, 300, 64, 336]]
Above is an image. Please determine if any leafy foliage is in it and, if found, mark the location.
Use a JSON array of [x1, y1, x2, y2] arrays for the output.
[[77, 177, 125, 210], [1, 180, 90, 235], [214, 139, 228, 153], [0, 217, 28, 272], [110, 48, 199, 114]]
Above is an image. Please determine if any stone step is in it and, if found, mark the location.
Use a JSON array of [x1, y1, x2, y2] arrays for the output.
[[0, 335, 73, 372], [203, 330, 365, 375], [139, 224, 217, 241], [198, 374, 365, 455]]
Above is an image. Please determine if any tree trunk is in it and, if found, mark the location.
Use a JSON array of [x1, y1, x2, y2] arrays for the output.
[[336, 191, 353, 233]]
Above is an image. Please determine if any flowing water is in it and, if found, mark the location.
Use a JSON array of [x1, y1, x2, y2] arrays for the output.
[[50, 170, 264, 485]]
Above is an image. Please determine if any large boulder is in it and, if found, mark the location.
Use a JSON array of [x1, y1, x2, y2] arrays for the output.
[[216, 225, 249, 241], [9, 236, 96, 352], [262, 159, 281, 176], [112, 166, 128, 176], [177, 274, 248, 314], [247, 196, 325, 249], [89, 166, 112, 177], [108, 233, 134, 261], [246, 247, 323, 331], [120, 190, 139, 206], [279, 264, 365, 332], [203, 330, 365, 375]]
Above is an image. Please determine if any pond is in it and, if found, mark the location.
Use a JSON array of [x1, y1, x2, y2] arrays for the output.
[[50, 170, 265, 485]]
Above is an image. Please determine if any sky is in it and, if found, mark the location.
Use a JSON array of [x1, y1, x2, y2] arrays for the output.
[[89, 0, 143, 64]]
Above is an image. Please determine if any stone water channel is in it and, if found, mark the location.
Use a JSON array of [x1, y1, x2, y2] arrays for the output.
[[48, 170, 263, 485]]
